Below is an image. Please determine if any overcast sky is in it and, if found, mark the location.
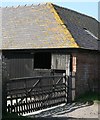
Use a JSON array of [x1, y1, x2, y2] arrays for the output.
[[1, 0, 99, 20]]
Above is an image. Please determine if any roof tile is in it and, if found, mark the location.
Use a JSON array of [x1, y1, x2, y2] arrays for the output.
[[1, 3, 98, 50]]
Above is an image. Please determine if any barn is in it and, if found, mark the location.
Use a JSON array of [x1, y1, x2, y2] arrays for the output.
[[0, 2, 99, 116]]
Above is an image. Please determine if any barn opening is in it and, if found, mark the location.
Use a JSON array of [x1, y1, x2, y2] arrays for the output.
[[34, 52, 51, 69]]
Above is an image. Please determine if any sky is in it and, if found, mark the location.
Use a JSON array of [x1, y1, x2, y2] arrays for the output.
[[0, 0, 99, 21]]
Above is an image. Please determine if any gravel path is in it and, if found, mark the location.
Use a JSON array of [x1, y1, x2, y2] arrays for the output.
[[28, 101, 99, 119]]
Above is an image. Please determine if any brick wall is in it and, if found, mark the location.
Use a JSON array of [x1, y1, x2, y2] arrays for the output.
[[72, 52, 99, 97]]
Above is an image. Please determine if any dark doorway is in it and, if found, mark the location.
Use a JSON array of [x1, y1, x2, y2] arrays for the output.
[[34, 52, 51, 69]]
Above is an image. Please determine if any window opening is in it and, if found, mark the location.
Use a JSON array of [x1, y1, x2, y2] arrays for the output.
[[34, 52, 51, 69]]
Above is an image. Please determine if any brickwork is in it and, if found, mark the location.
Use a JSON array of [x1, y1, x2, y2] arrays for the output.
[[72, 52, 99, 97]]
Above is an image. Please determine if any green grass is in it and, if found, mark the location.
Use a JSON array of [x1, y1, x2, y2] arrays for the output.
[[75, 91, 100, 103], [2, 112, 26, 120], [2, 113, 53, 120]]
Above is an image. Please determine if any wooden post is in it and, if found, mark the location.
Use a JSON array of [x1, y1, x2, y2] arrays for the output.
[[72, 72, 76, 101], [2, 55, 9, 118], [64, 73, 67, 104], [66, 55, 72, 103], [67, 76, 72, 103], [2, 75, 7, 117], [98, 3, 100, 119], [0, 52, 2, 120], [0, 7, 2, 120]]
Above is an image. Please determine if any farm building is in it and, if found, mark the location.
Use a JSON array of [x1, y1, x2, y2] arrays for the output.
[[0, 2, 100, 116]]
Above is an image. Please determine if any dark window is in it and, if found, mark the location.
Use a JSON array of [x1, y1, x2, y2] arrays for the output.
[[34, 52, 51, 69]]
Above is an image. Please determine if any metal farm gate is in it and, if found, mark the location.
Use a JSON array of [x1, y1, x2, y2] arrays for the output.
[[6, 72, 68, 115]]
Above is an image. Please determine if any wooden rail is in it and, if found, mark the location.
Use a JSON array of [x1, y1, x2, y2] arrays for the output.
[[6, 74, 68, 115]]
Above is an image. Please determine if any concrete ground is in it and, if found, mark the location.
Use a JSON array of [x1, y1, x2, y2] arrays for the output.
[[28, 101, 100, 119]]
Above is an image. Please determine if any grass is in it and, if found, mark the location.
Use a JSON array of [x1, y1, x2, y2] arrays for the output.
[[75, 91, 100, 103], [2, 112, 50, 120], [2, 112, 27, 120]]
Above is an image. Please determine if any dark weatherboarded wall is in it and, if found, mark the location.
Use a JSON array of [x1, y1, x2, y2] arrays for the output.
[[3, 53, 33, 79]]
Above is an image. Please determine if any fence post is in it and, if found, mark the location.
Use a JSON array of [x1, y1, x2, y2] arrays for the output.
[[71, 72, 76, 101], [67, 75, 72, 103], [2, 77, 8, 116], [0, 52, 2, 120], [64, 73, 67, 104]]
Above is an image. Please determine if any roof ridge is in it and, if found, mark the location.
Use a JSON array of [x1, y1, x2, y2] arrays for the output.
[[53, 3, 98, 22], [0, 2, 98, 22], [2, 2, 48, 9], [47, 3, 79, 48]]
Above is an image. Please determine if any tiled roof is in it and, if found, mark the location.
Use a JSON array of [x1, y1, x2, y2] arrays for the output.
[[53, 4, 99, 50], [1, 3, 99, 50]]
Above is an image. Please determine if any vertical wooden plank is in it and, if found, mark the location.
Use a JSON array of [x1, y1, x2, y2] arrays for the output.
[[10, 95, 13, 113], [0, 51, 2, 120], [30, 100, 32, 112], [7, 104, 11, 113], [2, 72, 8, 116], [35, 98, 37, 111], [72, 72, 76, 101], [15, 94, 18, 113], [15, 103, 18, 114], [51, 54, 66, 70], [28, 101, 31, 113], [66, 55, 72, 103], [23, 101, 25, 114], [26, 97, 28, 113], [39, 96, 41, 110], [20, 101, 23, 115], [18, 103, 20, 115], [64, 73, 67, 103], [32, 99, 34, 112], [14, 103, 16, 113]]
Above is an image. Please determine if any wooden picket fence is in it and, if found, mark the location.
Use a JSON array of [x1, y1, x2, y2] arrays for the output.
[[6, 74, 68, 115]]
